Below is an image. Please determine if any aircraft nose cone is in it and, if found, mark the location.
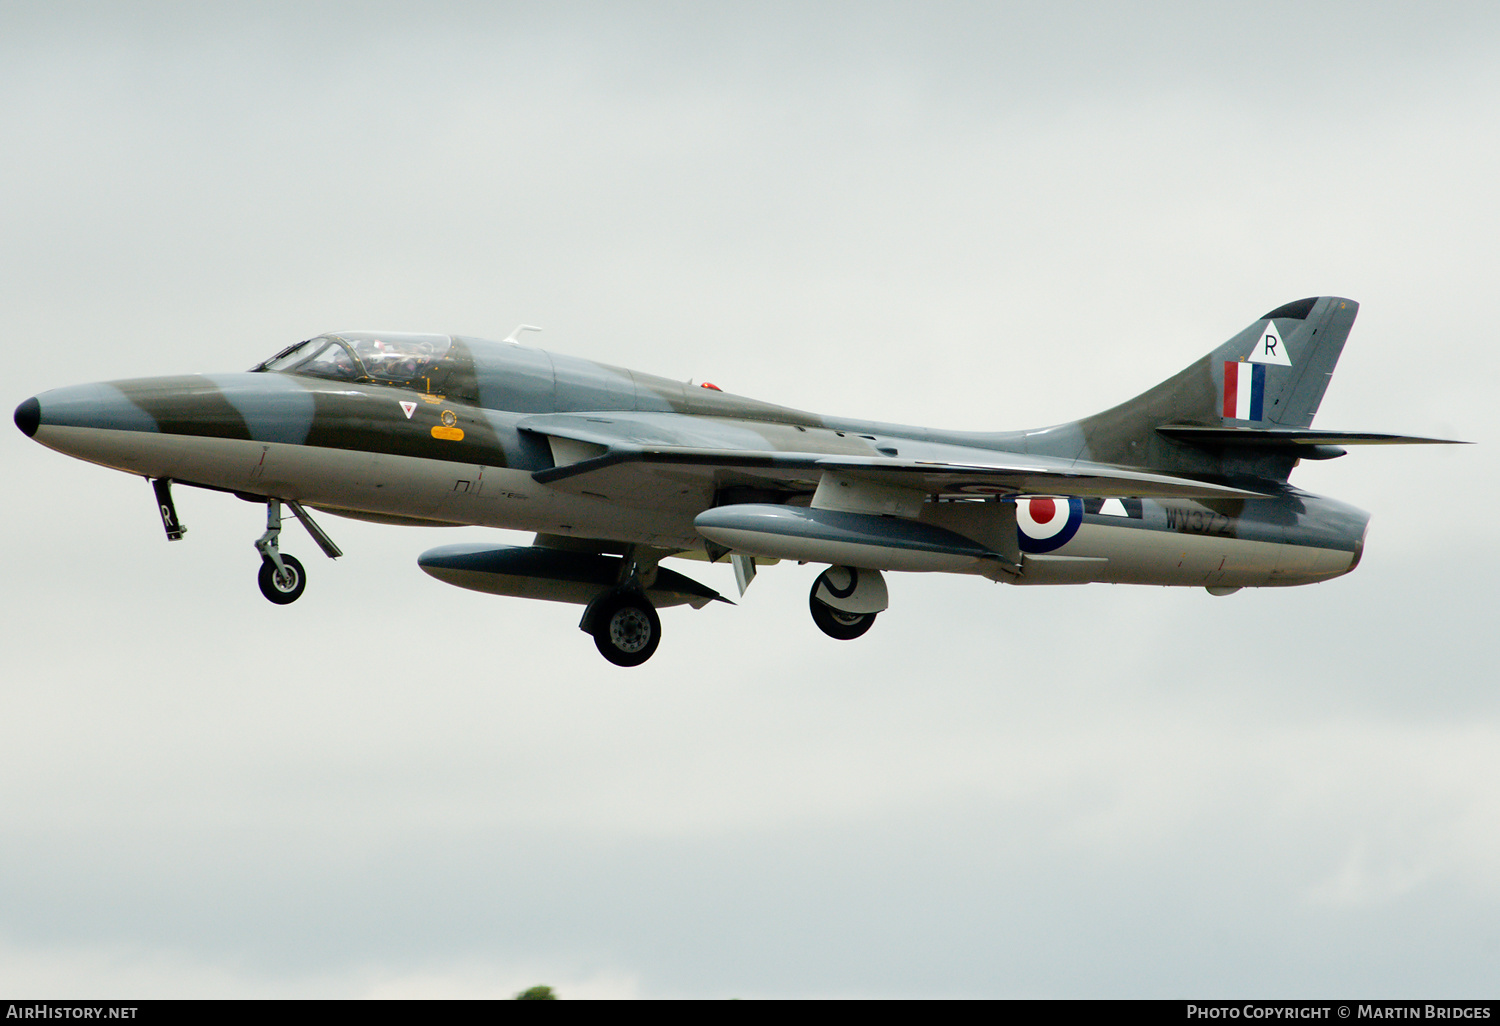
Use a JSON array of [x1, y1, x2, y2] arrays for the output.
[[14, 396, 40, 437]]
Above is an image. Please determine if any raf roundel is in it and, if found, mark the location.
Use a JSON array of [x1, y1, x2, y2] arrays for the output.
[[1015, 495, 1084, 553]]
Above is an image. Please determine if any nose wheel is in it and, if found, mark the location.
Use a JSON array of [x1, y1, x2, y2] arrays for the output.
[[258, 553, 306, 604]]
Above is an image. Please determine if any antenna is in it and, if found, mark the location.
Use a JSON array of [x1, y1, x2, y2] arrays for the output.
[[502, 325, 543, 345]]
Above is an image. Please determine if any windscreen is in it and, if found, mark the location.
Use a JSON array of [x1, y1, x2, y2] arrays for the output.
[[258, 333, 453, 392]]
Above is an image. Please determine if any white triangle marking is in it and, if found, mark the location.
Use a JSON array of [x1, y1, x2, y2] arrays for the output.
[[1099, 498, 1128, 517], [399, 401, 417, 419], [1248, 320, 1292, 365]]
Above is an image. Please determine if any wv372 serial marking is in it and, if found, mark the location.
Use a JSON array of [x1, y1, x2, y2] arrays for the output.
[[15, 297, 1463, 666]]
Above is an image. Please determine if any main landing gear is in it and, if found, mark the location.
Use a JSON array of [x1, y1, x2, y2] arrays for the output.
[[252, 497, 342, 605], [809, 565, 887, 641], [585, 591, 662, 667], [810, 592, 877, 639], [579, 546, 664, 667]]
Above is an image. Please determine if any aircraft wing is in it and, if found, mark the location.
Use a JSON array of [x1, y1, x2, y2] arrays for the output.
[[519, 413, 1267, 500]]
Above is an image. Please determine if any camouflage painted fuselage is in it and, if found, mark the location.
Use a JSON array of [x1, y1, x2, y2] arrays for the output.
[[21, 319, 1369, 590]]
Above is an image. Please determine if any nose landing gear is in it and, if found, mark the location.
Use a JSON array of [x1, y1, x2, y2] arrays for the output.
[[253, 498, 341, 605]]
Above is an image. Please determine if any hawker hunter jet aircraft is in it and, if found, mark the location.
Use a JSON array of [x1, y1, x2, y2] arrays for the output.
[[15, 297, 1461, 665]]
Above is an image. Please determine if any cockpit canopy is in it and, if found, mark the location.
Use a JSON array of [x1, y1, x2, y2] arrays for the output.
[[256, 333, 453, 393]]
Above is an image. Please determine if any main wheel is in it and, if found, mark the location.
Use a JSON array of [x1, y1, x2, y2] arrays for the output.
[[591, 593, 662, 667], [810, 592, 877, 640], [257, 553, 306, 605]]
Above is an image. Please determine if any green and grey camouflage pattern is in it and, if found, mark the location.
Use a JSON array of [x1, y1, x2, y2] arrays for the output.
[[15, 296, 1463, 665]]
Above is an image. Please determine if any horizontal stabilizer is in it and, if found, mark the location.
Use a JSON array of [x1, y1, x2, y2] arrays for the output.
[[1157, 425, 1468, 447]]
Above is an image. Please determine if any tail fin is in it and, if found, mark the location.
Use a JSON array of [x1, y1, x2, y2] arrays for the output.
[[1074, 297, 1359, 481]]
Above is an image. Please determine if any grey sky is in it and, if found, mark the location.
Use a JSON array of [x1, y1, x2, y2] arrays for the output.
[[2, 2, 1496, 997]]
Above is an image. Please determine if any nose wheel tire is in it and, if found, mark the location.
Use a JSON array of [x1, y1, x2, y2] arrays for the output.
[[591, 594, 661, 667], [810, 592, 877, 640], [258, 554, 307, 605]]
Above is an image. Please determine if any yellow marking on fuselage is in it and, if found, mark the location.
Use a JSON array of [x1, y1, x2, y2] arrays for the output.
[[431, 426, 465, 441]]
